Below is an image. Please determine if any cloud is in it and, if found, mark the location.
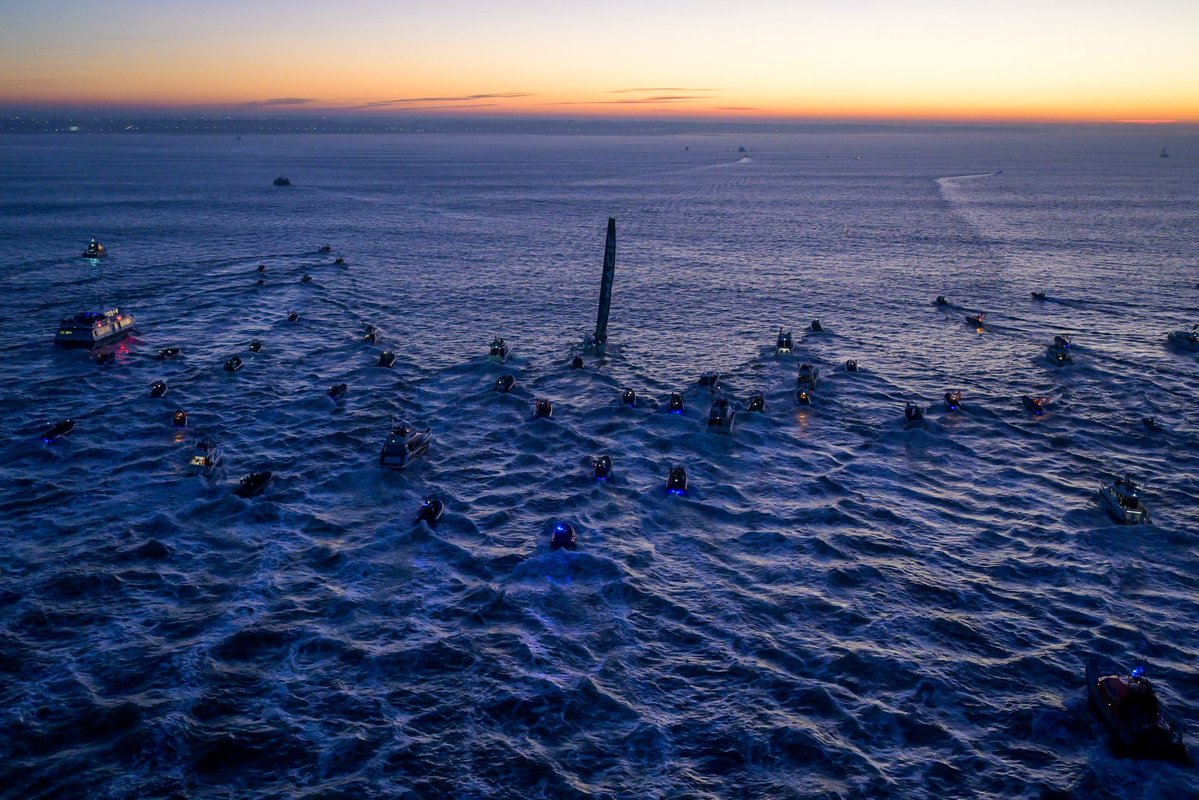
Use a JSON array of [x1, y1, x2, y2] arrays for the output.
[[544, 95, 711, 106], [241, 97, 316, 107], [361, 92, 530, 108], [717, 106, 758, 111], [609, 87, 718, 93]]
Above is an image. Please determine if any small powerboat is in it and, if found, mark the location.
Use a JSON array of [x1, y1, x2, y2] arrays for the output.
[[621, 388, 637, 407], [256, 278, 265, 286], [249, 340, 263, 353], [415, 497, 445, 526], [81, 239, 107, 259], [376, 350, 396, 368], [666, 466, 688, 495], [1167, 326, 1199, 351], [257, 264, 267, 272], [570, 355, 584, 370], [747, 392, 765, 412], [328, 383, 347, 400], [1086, 657, 1184, 760], [363, 324, 380, 344], [1142, 417, 1162, 432], [944, 390, 963, 411], [488, 335, 512, 363], [188, 440, 220, 474], [698, 371, 720, 390], [965, 312, 986, 329], [149, 381, 168, 398], [1054, 334, 1072, 349], [288, 311, 300, 322], [95, 351, 116, 365], [594, 455, 612, 481], [1031, 291, 1046, 301], [495, 374, 516, 393], [809, 319, 824, 333], [334, 257, 345, 265], [550, 521, 577, 550], [234, 470, 273, 498], [301, 274, 313, 284], [904, 402, 924, 423], [1047, 345, 1072, 365], [776, 328, 793, 355], [158, 346, 181, 360], [224, 356, 243, 372], [935, 296, 949, 306], [667, 392, 685, 414], [1099, 474, 1150, 524], [318, 245, 332, 254], [533, 398, 553, 419], [273, 176, 291, 186], [797, 363, 819, 391], [844, 359, 859, 373], [707, 397, 735, 433], [796, 390, 812, 406], [1022, 395, 1050, 416], [172, 410, 188, 428], [380, 423, 432, 469], [42, 419, 75, 443]]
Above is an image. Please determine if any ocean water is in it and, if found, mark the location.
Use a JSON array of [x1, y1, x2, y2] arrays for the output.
[[1, 129, 1197, 799]]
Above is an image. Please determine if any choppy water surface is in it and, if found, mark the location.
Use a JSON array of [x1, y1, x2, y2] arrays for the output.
[[1, 130, 1198, 799]]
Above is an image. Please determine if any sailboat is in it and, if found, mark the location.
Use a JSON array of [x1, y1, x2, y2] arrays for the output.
[[1160, 146, 1169, 159], [583, 218, 616, 353]]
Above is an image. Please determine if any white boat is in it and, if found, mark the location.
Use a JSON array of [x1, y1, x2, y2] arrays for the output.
[[380, 423, 432, 469], [797, 363, 819, 391], [706, 397, 735, 433], [1167, 326, 1199, 351], [488, 335, 512, 363], [188, 440, 221, 475], [776, 328, 793, 355], [55, 308, 135, 348], [1099, 475, 1150, 524]]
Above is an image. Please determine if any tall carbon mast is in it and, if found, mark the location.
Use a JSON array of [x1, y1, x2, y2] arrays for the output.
[[589, 217, 616, 350]]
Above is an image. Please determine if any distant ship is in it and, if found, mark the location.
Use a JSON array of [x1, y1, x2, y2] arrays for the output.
[[1160, 147, 1169, 159], [273, 176, 291, 186], [55, 308, 135, 348]]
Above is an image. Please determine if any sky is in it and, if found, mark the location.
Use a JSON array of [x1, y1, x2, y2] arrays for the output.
[[2, 0, 1197, 122]]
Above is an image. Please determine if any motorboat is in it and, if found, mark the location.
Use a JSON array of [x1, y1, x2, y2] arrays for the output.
[[747, 392, 765, 412], [234, 470, 273, 498], [1167, 326, 1199, 351], [334, 257, 345, 265], [488, 335, 512, 363], [1099, 474, 1150, 524], [904, 402, 925, 423], [172, 410, 188, 428], [844, 359, 859, 373], [797, 363, 819, 391], [594, 455, 612, 481], [55, 308, 135, 348], [533, 398, 553, 419], [363, 324, 380, 344], [1022, 395, 1050, 416], [224, 356, 243, 372], [328, 383, 347, 400], [301, 274, 313, 284], [495, 374, 516, 393], [257, 264, 267, 272], [776, 328, 793, 355], [188, 440, 220, 475], [944, 390, 963, 411], [707, 397, 735, 433], [249, 340, 263, 353], [273, 176, 291, 186], [1047, 345, 1072, 365], [965, 312, 986, 329], [318, 245, 332, 254], [621, 388, 637, 407], [667, 392, 685, 414], [796, 390, 812, 406], [287, 311, 300, 322], [1053, 334, 1072, 349], [95, 351, 116, 365], [158, 346, 181, 360], [376, 350, 396, 368], [550, 521, 577, 550], [42, 419, 75, 443], [1031, 291, 1047, 301], [1143, 417, 1162, 432], [935, 296, 948, 306], [415, 497, 445, 526], [81, 239, 107, 258], [256, 278, 265, 286], [809, 319, 824, 333], [570, 355, 584, 369], [666, 466, 688, 495], [149, 380, 168, 398], [380, 423, 432, 469], [1086, 657, 1184, 760], [698, 371, 720, 391]]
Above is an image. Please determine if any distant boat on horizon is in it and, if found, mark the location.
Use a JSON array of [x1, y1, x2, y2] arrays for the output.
[[1160, 147, 1169, 159]]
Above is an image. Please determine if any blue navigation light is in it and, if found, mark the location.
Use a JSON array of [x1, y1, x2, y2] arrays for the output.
[[1132, 665, 1145, 678]]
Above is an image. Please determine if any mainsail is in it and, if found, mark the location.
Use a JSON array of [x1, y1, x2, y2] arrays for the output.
[[592, 217, 616, 347]]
